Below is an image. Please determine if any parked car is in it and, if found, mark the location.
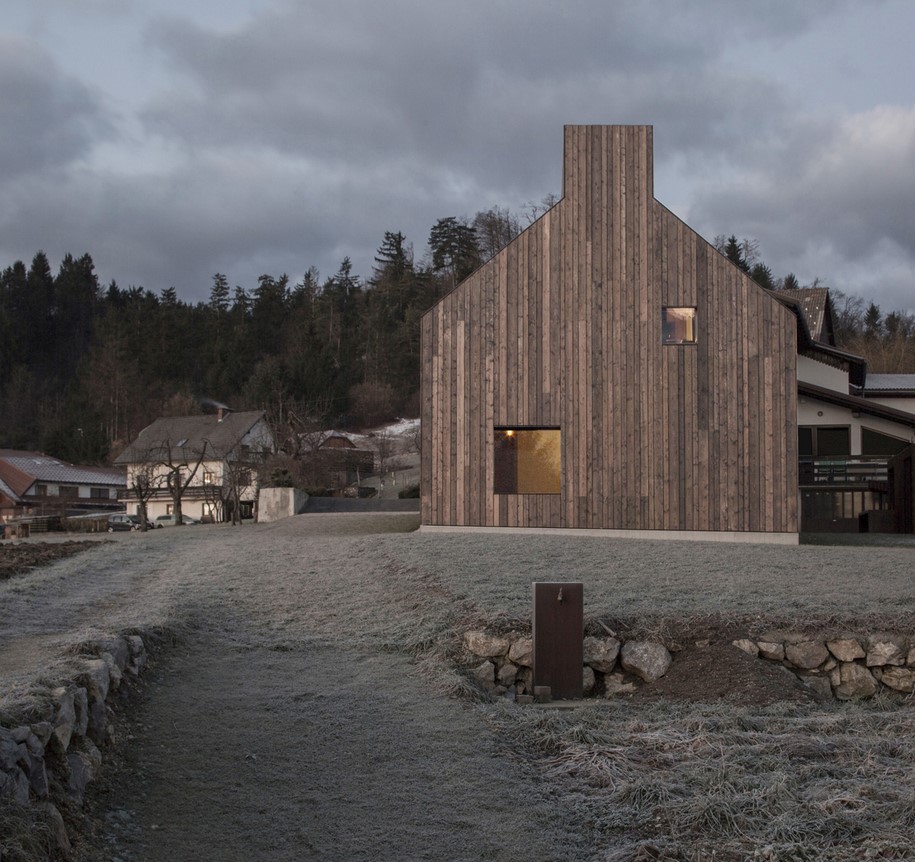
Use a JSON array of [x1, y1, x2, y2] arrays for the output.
[[154, 514, 201, 527], [107, 514, 142, 532]]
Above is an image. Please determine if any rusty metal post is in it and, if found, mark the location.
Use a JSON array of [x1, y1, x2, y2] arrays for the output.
[[532, 582, 583, 700]]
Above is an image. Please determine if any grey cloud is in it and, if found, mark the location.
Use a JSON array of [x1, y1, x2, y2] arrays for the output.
[[689, 108, 915, 310], [0, 34, 112, 176]]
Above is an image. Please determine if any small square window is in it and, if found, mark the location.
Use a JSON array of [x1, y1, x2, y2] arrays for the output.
[[494, 428, 561, 494], [662, 307, 697, 344]]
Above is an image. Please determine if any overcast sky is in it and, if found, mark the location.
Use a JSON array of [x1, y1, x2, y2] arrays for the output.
[[3, 0, 914, 313]]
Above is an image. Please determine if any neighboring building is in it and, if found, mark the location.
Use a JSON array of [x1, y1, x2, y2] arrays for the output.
[[115, 409, 273, 522], [0, 450, 125, 522], [420, 125, 915, 540], [771, 289, 915, 532], [299, 432, 375, 490]]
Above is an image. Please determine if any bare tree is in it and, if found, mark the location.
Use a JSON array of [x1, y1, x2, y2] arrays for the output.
[[159, 439, 209, 525], [129, 463, 159, 531]]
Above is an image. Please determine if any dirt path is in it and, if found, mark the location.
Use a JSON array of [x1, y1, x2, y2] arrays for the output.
[[85, 631, 573, 861], [6, 517, 915, 862], [51, 517, 581, 861]]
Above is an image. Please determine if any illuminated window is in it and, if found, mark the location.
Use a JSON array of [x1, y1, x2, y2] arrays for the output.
[[662, 307, 697, 344], [494, 428, 561, 494]]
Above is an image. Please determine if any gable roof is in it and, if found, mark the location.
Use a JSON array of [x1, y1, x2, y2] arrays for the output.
[[769, 290, 867, 388], [0, 450, 125, 496], [114, 410, 268, 464], [773, 287, 836, 345]]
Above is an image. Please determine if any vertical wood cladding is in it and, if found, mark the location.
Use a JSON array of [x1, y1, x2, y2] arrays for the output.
[[421, 125, 799, 533]]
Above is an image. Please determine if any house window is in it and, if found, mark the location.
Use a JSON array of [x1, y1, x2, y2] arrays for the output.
[[90, 487, 108, 499], [662, 307, 697, 344], [58, 485, 79, 499], [799, 426, 850, 458], [494, 428, 561, 494], [35, 484, 48, 496], [861, 428, 909, 457], [203, 471, 216, 485]]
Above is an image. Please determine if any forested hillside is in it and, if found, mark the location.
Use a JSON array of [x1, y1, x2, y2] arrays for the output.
[[1, 221, 912, 466]]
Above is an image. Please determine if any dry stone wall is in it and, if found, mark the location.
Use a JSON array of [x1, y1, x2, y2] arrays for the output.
[[462, 629, 674, 701], [0, 632, 155, 857], [463, 627, 915, 702], [733, 631, 915, 700]]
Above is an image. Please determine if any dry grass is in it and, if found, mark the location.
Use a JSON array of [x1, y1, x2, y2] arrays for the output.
[[483, 697, 915, 861], [4, 519, 915, 861]]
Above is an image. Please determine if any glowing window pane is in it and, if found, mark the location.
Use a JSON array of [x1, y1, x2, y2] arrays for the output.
[[494, 428, 561, 494], [662, 307, 697, 344]]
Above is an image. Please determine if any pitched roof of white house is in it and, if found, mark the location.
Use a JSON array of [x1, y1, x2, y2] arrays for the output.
[[114, 410, 268, 464]]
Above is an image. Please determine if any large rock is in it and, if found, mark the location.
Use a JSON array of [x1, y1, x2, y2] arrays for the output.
[[463, 631, 511, 659], [0, 733, 28, 772], [471, 660, 496, 691], [86, 699, 108, 745], [73, 687, 89, 738], [620, 641, 671, 683], [756, 641, 785, 661], [50, 688, 76, 753], [784, 641, 829, 670], [508, 638, 533, 667], [82, 659, 111, 703], [96, 636, 130, 671], [834, 662, 877, 700], [0, 766, 30, 805], [100, 651, 123, 691], [866, 634, 907, 667], [26, 751, 49, 798], [880, 666, 915, 693], [732, 639, 759, 657], [497, 662, 518, 687], [826, 637, 865, 662], [582, 636, 620, 672], [66, 751, 95, 802]]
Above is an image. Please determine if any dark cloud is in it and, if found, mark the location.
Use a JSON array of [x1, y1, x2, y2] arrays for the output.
[[0, 34, 112, 176], [689, 107, 915, 310], [1, 0, 911, 314]]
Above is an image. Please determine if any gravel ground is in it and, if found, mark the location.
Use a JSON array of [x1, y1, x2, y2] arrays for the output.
[[2, 517, 915, 861]]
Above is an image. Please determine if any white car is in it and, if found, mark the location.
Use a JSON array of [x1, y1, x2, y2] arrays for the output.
[[154, 514, 201, 527]]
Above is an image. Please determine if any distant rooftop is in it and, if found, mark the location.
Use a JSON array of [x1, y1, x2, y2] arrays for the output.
[[865, 373, 915, 393]]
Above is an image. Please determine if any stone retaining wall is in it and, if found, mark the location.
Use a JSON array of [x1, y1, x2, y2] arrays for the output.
[[733, 631, 915, 700], [0, 632, 156, 857], [463, 628, 915, 702]]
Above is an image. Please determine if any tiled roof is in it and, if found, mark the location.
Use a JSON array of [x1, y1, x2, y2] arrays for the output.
[[865, 373, 915, 393], [0, 450, 126, 494], [774, 287, 834, 344], [115, 411, 268, 464], [0, 475, 22, 504]]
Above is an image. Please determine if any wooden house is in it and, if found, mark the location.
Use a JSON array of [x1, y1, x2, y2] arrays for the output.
[[420, 125, 800, 541]]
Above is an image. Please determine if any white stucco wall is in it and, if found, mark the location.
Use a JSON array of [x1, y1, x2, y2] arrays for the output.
[[797, 355, 849, 392], [798, 396, 915, 455]]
